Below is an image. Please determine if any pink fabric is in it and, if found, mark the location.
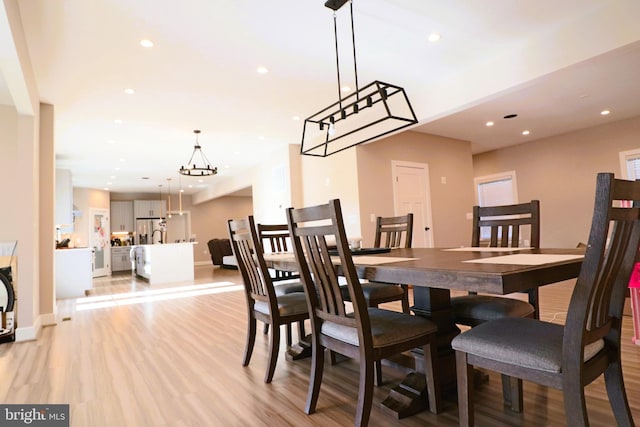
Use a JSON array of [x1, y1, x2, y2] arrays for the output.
[[630, 262, 640, 289]]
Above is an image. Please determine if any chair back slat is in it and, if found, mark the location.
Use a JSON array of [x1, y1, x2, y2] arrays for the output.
[[228, 216, 276, 306], [374, 214, 413, 248], [564, 173, 640, 364], [472, 201, 540, 248], [257, 222, 300, 282], [257, 223, 291, 253], [287, 199, 368, 332]]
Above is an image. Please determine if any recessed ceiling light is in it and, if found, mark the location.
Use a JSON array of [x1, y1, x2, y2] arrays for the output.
[[341, 85, 351, 92], [292, 116, 300, 121], [119, 158, 126, 162], [103, 187, 109, 191], [257, 66, 269, 74], [188, 185, 193, 188], [258, 136, 264, 140], [114, 119, 123, 124], [503, 114, 518, 119], [107, 139, 116, 144], [428, 33, 441, 43], [115, 167, 121, 171], [124, 88, 135, 95], [110, 176, 116, 179], [522, 130, 530, 136], [600, 110, 611, 116], [485, 121, 494, 127], [234, 151, 241, 155], [107, 182, 112, 185], [224, 165, 231, 169], [140, 39, 154, 48]]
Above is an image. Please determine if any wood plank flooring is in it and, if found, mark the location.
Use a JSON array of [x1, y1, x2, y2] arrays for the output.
[[0, 266, 638, 426]]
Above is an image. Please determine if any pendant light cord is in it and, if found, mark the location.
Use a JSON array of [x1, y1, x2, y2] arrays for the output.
[[333, 12, 343, 112], [350, 1, 359, 101]]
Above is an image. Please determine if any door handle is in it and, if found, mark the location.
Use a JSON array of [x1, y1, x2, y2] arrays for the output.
[[425, 227, 430, 231]]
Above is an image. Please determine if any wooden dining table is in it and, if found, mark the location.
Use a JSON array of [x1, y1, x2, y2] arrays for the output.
[[264, 246, 585, 417]]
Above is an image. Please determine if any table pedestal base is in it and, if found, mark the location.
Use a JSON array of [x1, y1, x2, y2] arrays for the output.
[[285, 335, 312, 361], [380, 372, 429, 419]]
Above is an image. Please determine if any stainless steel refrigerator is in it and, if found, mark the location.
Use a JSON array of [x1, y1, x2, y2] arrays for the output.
[[136, 218, 166, 245]]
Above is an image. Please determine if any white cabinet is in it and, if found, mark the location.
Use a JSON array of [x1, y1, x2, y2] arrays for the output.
[[111, 246, 133, 272], [110, 201, 134, 232], [134, 200, 167, 218]]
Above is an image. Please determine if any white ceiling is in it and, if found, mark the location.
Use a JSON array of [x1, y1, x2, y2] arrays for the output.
[[5, 0, 640, 196]]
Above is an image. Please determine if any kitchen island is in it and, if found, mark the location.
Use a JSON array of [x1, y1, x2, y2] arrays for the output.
[[135, 242, 196, 285]]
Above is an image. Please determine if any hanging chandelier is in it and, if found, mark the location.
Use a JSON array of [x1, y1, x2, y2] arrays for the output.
[[179, 130, 218, 176], [300, 0, 418, 157]]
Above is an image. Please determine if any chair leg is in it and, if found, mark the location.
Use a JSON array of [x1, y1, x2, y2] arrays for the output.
[[501, 374, 523, 412], [286, 324, 292, 347], [455, 351, 473, 427], [265, 323, 280, 383], [243, 316, 257, 367], [305, 337, 325, 415], [401, 284, 410, 313], [527, 288, 540, 320], [423, 341, 442, 414], [374, 360, 383, 386], [298, 320, 306, 341], [562, 379, 588, 427], [604, 357, 635, 426], [355, 350, 375, 427]]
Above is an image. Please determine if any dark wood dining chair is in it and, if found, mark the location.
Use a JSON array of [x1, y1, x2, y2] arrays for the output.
[[257, 223, 301, 285], [257, 223, 304, 335], [339, 213, 413, 386], [452, 173, 638, 426], [365, 214, 413, 312], [450, 200, 540, 326], [286, 199, 441, 427], [227, 216, 308, 383]]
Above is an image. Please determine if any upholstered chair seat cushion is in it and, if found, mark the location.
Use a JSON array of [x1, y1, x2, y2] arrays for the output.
[[273, 281, 305, 296], [254, 292, 308, 317], [451, 295, 535, 324], [451, 317, 605, 373], [321, 307, 438, 347], [340, 282, 405, 301]]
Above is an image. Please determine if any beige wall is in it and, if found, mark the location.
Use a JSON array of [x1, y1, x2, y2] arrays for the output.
[[190, 196, 253, 263], [301, 148, 362, 238], [357, 131, 475, 247], [473, 115, 640, 247]]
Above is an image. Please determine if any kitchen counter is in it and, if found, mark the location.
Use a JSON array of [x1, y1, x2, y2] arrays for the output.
[[55, 247, 92, 298], [135, 242, 195, 285]]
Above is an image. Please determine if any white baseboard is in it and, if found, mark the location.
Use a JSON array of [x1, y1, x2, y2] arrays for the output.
[[15, 315, 42, 342], [41, 312, 57, 326], [194, 261, 212, 267]]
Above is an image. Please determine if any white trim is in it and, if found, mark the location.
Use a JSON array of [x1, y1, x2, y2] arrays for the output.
[[619, 148, 640, 179], [473, 170, 518, 205], [41, 312, 57, 327], [15, 315, 41, 342], [194, 261, 211, 267]]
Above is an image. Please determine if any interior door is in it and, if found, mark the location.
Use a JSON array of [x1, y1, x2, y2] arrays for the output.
[[392, 161, 434, 247], [89, 208, 110, 277]]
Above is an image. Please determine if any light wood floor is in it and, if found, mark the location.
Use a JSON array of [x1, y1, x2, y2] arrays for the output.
[[1, 266, 639, 426]]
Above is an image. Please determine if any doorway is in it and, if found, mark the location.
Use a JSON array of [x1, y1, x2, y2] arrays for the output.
[[392, 161, 434, 247], [89, 208, 110, 277]]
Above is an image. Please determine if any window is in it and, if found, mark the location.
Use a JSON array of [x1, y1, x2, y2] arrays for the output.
[[474, 171, 518, 242], [474, 171, 518, 207], [619, 148, 640, 180]]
